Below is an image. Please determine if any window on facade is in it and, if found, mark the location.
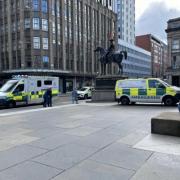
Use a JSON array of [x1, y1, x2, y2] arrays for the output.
[[42, 0, 48, 13], [172, 40, 179, 50], [42, 19, 48, 31], [24, 0, 31, 8], [24, 18, 31, 29], [33, 37, 40, 49], [42, 38, 48, 50], [52, 0, 55, 15], [33, 0, 39, 10], [42, 56, 49, 68], [52, 22, 56, 34], [57, 1, 60, 17], [33, 18, 40, 30]]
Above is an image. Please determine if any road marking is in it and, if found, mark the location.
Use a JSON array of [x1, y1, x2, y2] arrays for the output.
[[0, 104, 77, 117]]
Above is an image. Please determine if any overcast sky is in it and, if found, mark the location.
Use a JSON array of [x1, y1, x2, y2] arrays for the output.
[[136, 0, 180, 42]]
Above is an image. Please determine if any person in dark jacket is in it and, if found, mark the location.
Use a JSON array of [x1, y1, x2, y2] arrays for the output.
[[72, 88, 78, 104], [46, 88, 52, 107], [43, 90, 48, 107]]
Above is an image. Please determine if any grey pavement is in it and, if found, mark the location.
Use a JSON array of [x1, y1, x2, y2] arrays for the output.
[[0, 101, 179, 180]]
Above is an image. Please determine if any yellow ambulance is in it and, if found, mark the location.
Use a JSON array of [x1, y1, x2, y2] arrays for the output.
[[115, 78, 180, 106]]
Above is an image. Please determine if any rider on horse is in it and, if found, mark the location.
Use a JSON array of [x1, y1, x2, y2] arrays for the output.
[[105, 39, 115, 63]]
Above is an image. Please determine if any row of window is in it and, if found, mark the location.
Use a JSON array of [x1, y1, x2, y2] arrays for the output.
[[33, 0, 48, 12], [33, 37, 48, 49], [25, 18, 48, 31]]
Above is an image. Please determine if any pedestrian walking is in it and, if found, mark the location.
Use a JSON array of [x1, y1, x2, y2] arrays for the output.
[[47, 88, 52, 107], [72, 88, 78, 104], [178, 100, 180, 112]]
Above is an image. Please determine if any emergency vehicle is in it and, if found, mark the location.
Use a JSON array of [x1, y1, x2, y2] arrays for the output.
[[0, 76, 59, 107], [115, 78, 180, 106]]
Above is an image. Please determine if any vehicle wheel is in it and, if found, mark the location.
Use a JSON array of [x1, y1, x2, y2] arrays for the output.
[[121, 97, 130, 105], [164, 97, 174, 106], [84, 94, 88, 99], [8, 101, 16, 108]]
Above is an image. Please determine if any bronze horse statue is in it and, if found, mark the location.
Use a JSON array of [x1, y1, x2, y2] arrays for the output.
[[94, 47, 127, 75]]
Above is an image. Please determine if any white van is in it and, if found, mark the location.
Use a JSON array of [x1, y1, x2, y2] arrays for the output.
[[0, 76, 59, 107]]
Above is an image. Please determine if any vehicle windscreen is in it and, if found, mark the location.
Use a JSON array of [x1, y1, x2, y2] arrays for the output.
[[0, 80, 18, 92], [79, 88, 87, 91], [159, 80, 171, 87]]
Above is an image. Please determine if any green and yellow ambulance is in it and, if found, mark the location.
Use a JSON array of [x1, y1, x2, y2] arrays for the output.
[[115, 78, 180, 106], [0, 76, 59, 107]]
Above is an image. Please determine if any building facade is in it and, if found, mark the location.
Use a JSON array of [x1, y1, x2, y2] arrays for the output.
[[166, 17, 180, 86], [136, 34, 168, 78], [119, 39, 151, 78], [0, 0, 117, 92], [96, 0, 114, 10], [114, 0, 135, 44]]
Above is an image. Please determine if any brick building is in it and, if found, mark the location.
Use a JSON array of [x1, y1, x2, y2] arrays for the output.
[[136, 34, 168, 78]]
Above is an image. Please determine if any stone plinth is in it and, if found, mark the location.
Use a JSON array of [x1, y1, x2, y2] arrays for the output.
[[91, 75, 127, 102], [95, 75, 127, 90], [92, 90, 115, 102], [151, 112, 180, 137]]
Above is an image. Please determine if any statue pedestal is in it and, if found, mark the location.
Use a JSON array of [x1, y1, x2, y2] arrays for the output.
[[91, 75, 127, 102]]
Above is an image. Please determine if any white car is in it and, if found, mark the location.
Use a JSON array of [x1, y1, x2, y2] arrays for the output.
[[77, 87, 94, 99]]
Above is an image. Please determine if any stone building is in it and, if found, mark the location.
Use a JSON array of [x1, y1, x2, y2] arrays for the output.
[[166, 17, 180, 86], [0, 0, 117, 92]]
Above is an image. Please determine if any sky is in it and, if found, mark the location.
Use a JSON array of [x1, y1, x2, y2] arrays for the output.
[[136, 0, 180, 42]]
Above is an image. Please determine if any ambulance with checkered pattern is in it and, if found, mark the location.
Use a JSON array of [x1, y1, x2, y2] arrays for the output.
[[0, 76, 59, 107], [115, 78, 180, 106]]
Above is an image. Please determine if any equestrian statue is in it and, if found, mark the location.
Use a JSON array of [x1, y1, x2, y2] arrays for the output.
[[94, 39, 127, 75]]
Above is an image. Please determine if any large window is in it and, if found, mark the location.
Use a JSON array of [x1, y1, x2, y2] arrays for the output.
[[33, 18, 40, 30], [42, 19, 48, 31], [43, 56, 49, 68], [42, 0, 48, 13], [24, 18, 31, 29], [172, 40, 179, 50], [33, 37, 40, 49], [33, 0, 39, 10], [42, 38, 48, 50]]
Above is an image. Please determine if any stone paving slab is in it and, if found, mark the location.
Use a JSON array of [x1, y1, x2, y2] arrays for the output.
[[0, 134, 38, 152], [118, 130, 149, 146], [52, 159, 135, 180], [28, 134, 82, 150], [26, 127, 67, 139], [0, 161, 62, 180], [74, 131, 120, 150], [90, 143, 152, 171], [134, 134, 180, 155], [64, 126, 101, 137], [33, 143, 97, 170], [0, 145, 47, 171], [131, 153, 180, 180]]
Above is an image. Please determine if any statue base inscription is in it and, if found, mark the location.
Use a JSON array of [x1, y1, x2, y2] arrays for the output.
[[91, 75, 127, 102]]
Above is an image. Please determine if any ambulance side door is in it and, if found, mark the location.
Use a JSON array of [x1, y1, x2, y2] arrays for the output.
[[147, 79, 163, 102], [13, 84, 25, 102]]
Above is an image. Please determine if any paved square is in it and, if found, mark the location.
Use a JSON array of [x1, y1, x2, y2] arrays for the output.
[[0, 102, 179, 180]]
